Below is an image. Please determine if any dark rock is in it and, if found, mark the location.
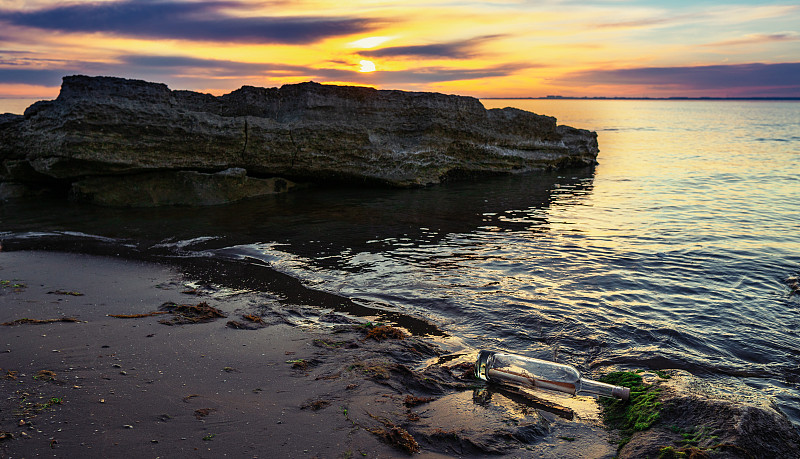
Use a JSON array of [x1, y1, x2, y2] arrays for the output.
[[0, 182, 35, 200], [0, 75, 599, 206], [618, 370, 800, 459]]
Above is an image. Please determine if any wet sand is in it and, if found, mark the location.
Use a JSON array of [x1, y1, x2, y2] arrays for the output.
[[1, 250, 615, 458]]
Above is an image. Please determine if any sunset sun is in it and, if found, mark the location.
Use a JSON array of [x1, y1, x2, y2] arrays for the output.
[[358, 60, 376, 73]]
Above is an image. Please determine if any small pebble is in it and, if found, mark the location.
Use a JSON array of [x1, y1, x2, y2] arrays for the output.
[[119, 371, 127, 375], [123, 425, 133, 429]]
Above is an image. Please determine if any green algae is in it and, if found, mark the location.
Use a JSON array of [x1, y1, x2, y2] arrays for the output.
[[653, 370, 672, 380], [599, 371, 662, 446]]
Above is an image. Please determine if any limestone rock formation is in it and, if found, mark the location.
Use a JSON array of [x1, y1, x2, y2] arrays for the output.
[[0, 75, 599, 206]]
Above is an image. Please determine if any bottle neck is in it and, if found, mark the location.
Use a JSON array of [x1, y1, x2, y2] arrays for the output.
[[578, 378, 630, 400]]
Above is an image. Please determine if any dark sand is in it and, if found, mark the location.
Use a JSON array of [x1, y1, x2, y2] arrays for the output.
[[1, 250, 615, 458]]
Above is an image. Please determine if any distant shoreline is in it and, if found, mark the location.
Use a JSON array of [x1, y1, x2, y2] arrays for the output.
[[482, 96, 800, 101]]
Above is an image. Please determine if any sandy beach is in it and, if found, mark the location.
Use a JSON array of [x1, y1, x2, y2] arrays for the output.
[[0, 250, 615, 458]]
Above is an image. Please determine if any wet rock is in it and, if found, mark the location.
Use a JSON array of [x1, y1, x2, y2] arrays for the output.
[[618, 370, 800, 459], [0, 182, 35, 200], [0, 75, 599, 206], [787, 275, 799, 295]]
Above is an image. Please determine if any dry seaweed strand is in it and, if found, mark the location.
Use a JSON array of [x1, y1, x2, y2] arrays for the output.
[[286, 359, 308, 370], [158, 301, 226, 325], [364, 325, 407, 341], [226, 314, 267, 330], [34, 370, 57, 381], [365, 411, 420, 454], [2, 317, 80, 326], [403, 395, 435, 407], [194, 408, 216, 419], [242, 314, 264, 324], [108, 311, 169, 319], [47, 289, 84, 296]]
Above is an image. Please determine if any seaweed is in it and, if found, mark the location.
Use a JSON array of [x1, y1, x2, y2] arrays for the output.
[[1, 280, 26, 292], [14, 394, 63, 416], [403, 395, 434, 407], [599, 371, 662, 446], [653, 369, 672, 380], [365, 415, 420, 454], [287, 359, 308, 370], [158, 301, 226, 325], [226, 313, 267, 329], [2, 317, 79, 326], [242, 314, 264, 324], [194, 408, 216, 419], [313, 338, 347, 348], [364, 325, 406, 341], [658, 445, 716, 458], [347, 361, 392, 379], [33, 370, 57, 381], [108, 311, 169, 319], [47, 289, 84, 296]]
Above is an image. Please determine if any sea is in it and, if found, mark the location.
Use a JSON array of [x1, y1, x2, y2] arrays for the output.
[[2, 99, 799, 425]]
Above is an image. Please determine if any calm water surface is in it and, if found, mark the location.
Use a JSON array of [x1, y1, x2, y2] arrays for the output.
[[2, 99, 799, 423]]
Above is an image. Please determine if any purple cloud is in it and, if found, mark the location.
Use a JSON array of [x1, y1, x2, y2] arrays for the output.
[[0, 68, 66, 86], [0, 53, 530, 90], [0, 0, 376, 44], [703, 33, 800, 47], [560, 62, 800, 96], [120, 55, 312, 77], [360, 35, 504, 59]]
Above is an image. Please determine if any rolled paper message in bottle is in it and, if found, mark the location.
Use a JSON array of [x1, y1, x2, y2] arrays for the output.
[[475, 350, 630, 400]]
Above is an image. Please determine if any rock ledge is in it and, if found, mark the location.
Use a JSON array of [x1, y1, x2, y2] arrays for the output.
[[1, 75, 598, 206]]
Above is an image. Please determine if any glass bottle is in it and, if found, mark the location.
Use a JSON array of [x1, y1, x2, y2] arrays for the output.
[[475, 350, 630, 400]]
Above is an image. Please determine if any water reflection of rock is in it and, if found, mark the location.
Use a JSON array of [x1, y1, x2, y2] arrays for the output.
[[0, 168, 595, 268], [205, 168, 597, 269]]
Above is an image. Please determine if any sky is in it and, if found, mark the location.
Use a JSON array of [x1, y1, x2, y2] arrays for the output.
[[0, 0, 798, 101]]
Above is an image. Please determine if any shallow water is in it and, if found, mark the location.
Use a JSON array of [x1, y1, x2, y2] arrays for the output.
[[2, 99, 799, 423]]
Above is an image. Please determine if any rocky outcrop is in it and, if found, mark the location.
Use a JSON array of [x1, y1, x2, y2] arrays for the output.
[[619, 370, 800, 459], [0, 75, 598, 206]]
